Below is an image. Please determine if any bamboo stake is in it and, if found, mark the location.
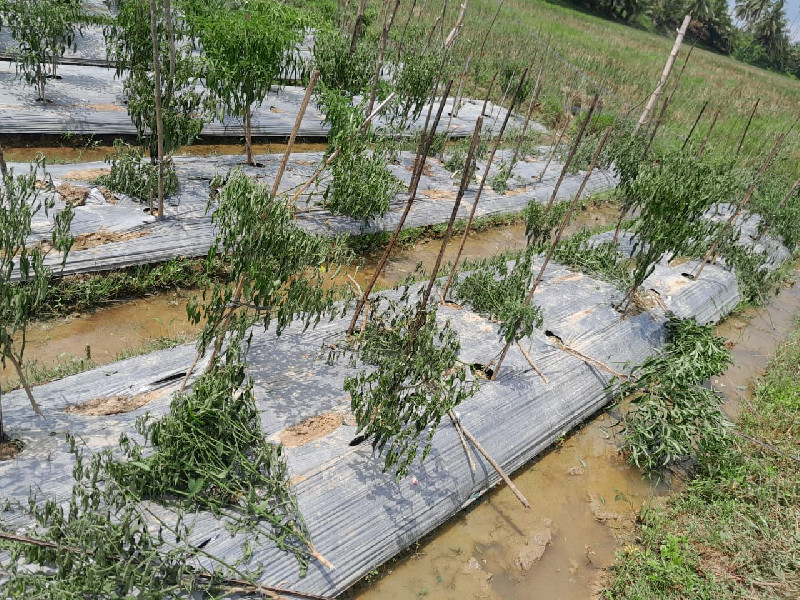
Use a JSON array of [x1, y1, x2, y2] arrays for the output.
[[695, 109, 720, 159], [149, 0, 165, 219], [537, 110, 570, 182], [273, 70, 319, 198], [635, 15, 691, 132], [541, 94, 600, 214], [469, 0, 503, 97], [508, 66, 544, 170], [460, 423, 530, 508], [445, 1, 470, 49], [366, 0, 401, 116], [407, 113, 486, 352], [681, 99, 708, 151], [517, 341, 548, 383], [736, 98, 760, 157], [442, 74, 522, 300], [694, 124, 796, 280], [347, 82, 454, 335], [449, 409, 476, 472], [493, 125, 611, 378]]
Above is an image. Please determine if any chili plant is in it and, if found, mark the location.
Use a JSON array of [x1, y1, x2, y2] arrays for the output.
[[618, 152, 741, 312], [0, 160, 74, 441], [0, 0, 83, 101], [105, 0, 206, 160], [187, 168, 352, 365], [195, 0, 305, 166], [112, 344, 315, 571], [453, 249, 543, 344], [618, 316, 732, 474], [96, 140, 178, 202], [343, 290, 475, 479]]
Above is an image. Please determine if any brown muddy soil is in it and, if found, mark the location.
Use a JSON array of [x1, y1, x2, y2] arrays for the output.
[[3, 143, 327, 165], [280, 412, 345, 448], [64, 386, 172, 417]]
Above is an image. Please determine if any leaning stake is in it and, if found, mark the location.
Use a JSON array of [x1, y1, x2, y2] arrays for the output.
[[346, 82, 455, 335], [493, 125, 612, 378], [541, 94, 600, 214]]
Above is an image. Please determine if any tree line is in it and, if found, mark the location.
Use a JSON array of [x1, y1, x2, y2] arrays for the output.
[[565, 0, 799, 77]]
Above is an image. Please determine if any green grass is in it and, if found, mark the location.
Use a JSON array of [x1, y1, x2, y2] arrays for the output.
[[604, 319, 800, 599], [408, 0, 800, 179]]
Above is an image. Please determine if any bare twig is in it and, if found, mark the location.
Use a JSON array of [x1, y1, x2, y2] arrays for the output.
[[517, 341, 548, 383], [274, 70, 319, 198]]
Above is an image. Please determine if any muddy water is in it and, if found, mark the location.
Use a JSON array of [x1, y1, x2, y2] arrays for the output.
[[348, 268, 800, 600], [3, 204, 619, 390], [3, 143, 327, 165], [0, 290, 202, 387], [355, 203, 621, 290], [347, 412, 663, 600], [713, 271, 800, 420]]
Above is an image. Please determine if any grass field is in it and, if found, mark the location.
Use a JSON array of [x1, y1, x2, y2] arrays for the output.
[[603, 318, 800, 598], [409, 0, 800, 178]]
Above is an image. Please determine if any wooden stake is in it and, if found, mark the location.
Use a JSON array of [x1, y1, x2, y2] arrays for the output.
[[636, 15, 691, 132], [508, 66, 544, 170], [681, 99, 708, 151], [736, 98, 760, 157], [542, 94, 600, 214], [273, 70, 319, 198], [493, 125, 611, 378], [694, 123, 796, 280], [449, 409, 476, 473], [346, 82, 454, 335], [517, 341, 548, 383], [350, 0, 367, 54], [407, 113, 486, 352], [695, 109, 720, 159], [366, 0, 401, 116], [0, 142, 6, 178], [460, 423, 531, 508], [149, 0, 165, 219]]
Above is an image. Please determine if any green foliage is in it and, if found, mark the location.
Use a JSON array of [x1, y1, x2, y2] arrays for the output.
[[105, 0, 206, 157], [552, 229, 634, 290], [0, 0, 83, 101], [524, 199, 571, 247], [618, 316, 732, 474], [96, 140, 178, 201], [313, 27, 376, 95], [453, 250, 543, 343], [1, 436, 211, 597], [0, 160, 74, 439], [343, 293, 475, 479], [197, 0, 304, 159], [188, 169, 352, 355], [112, 347, 313, 569], [317, 89, 402, 221], [605, 320, 800, 599], [624, 152, 743, 308], [750, 176, 800, 249]]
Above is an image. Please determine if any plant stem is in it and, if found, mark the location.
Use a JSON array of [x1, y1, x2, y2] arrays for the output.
[[366, 0, 401, 117], [695, 109, 720, 159], [682, 99, 708, 150]]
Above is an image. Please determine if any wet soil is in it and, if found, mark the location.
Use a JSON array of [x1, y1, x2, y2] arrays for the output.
[[280, 412, 345, 449], [0, 290, 201, 388], [3, 143, 328, 165]]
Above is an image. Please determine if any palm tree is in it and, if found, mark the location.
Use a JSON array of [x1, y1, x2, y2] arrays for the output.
[[752, 0, 789, 63], [734, 0, 772, 25]]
